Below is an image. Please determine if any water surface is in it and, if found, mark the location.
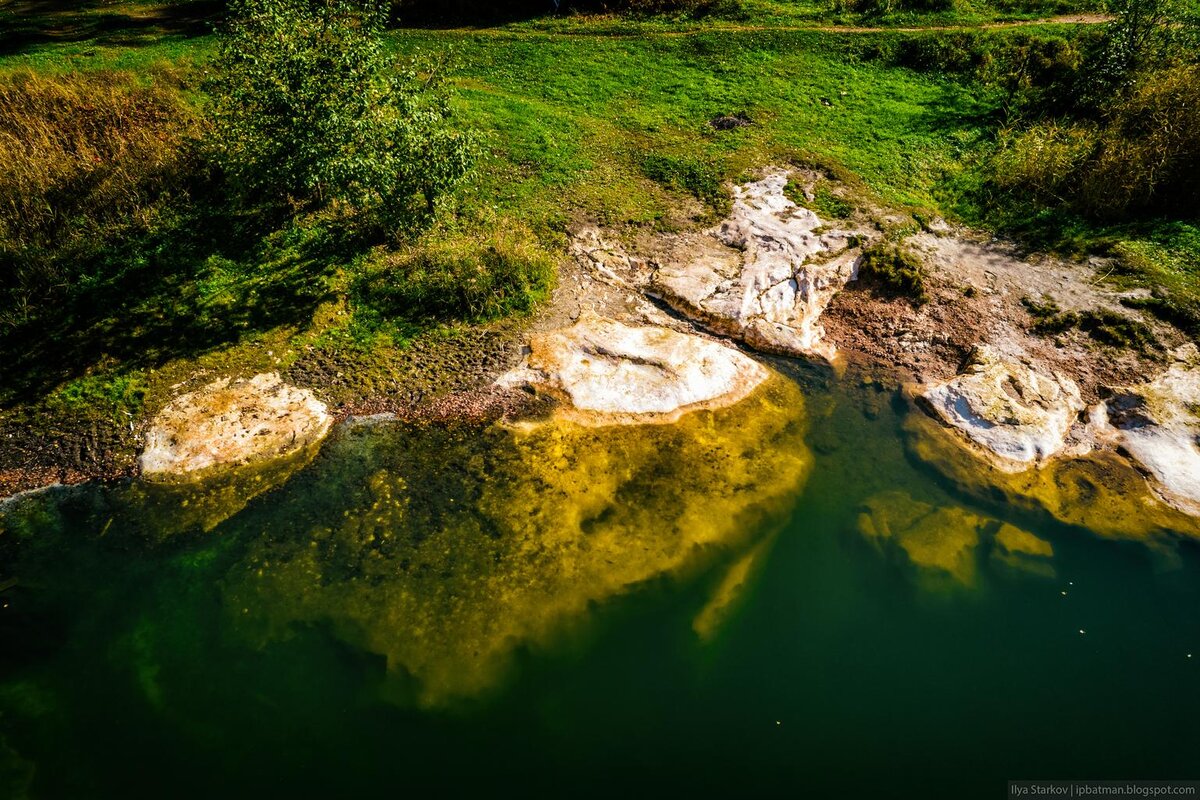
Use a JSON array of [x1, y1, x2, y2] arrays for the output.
[[2, 368, 1197, 798]]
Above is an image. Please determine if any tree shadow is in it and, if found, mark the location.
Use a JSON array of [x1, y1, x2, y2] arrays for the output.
[[0, 204, 345, 407], [0, 0, 223, 56]]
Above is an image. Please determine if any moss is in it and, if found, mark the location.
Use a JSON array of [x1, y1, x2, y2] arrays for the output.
[[1021, 295, 1156, 351], [858, 243, 929, 304]]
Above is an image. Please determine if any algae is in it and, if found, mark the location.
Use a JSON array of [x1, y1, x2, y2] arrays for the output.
[[223, 375, 811, 708], [904, 411, 1200, 542]]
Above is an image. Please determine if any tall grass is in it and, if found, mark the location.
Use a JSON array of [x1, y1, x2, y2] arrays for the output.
[[0, 68, 203, 322]]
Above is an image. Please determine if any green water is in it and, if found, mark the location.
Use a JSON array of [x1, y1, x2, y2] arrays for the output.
[[2, 367, 1198, 799]]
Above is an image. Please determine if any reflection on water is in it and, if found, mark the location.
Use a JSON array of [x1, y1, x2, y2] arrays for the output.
[[905, 411, 1200, 543], [226, 375, 811, 707], [1, 370, 1199, 798]]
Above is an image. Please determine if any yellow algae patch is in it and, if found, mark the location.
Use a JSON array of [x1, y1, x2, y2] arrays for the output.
[[995, 523, 1053, 559], [118, 438, 325, 539], [692, 534, 777, 643], [857, 491, 985, 589], [991, 523, 1055, 579], [224, 374, 811, 708], [905, 411, 1200, 541]]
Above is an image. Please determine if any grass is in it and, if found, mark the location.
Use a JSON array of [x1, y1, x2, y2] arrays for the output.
[[0, 1, 1194, 459], [1021, 295, 1158, 351]]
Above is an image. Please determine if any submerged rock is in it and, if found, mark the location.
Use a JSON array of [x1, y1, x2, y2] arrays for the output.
[[140, 373, 333, 479], [857, 491, 1053, 588], [224, 377, 811, 707], [857, 491, 987, 588], [497, 314, 769, 424], [1095, 346, 1200, 517], [991, 522, 1055, 578], [905, 410, 1200, 541], [920, 345, 1084, 471], [650, 168, 867, 362]]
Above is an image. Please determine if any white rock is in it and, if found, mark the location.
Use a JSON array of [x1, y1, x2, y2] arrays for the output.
[[920, 345, 1084, 471], [651, 168, 865, 362], [1095, 345, 1200, 516], [497, 315, 769, 424], [140, 373, 333, 478]]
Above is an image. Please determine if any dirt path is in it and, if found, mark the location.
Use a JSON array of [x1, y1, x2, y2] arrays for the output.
[[446, 14, 1111, 39]]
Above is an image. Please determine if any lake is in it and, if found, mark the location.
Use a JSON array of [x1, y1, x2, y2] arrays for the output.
[[2, 364, 1197, 798]]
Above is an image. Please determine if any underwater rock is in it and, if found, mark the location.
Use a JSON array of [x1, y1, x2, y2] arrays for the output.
[[857, 491, 987, 588], [497, 314, 769, 424], [920, 345, 1084, 471], [905, 410, 1200, 541], [1094, 346, 1200, 517], [650, 168, 868, 362], [991, 522, 1055, 578], [140, 373, 332, 479], [225, 376, 811, 708]]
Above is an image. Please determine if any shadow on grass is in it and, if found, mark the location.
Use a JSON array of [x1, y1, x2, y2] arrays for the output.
[[0, 204, 347, 407], [0, 0, 222, 56]]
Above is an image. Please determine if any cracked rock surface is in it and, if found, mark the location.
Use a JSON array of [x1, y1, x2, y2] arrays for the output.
[[920, 345, 1085, 471], [496, 314, 769, 425], [1095, 345, 1200, 516], [650, 168, 870, 362]]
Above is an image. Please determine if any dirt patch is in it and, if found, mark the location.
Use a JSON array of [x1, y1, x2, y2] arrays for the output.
[[823, 226, 1180, 402]]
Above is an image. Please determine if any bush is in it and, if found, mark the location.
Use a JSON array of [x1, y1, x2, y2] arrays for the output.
[[393, 0, 746, 21], [207, 0, 476, 231], [832, 0, 958, 15], [991, 121, 1097, 202], [992, 65, 1200, 218], [0, 68, 202, 318], [356, 223, 556, 322], [1078, 65, 1200, 217]]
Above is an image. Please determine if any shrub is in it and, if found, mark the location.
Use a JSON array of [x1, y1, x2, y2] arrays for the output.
[[0, 68, 202, 318], [896, 32, 982, 73], [991, 121, 1097, 202], [207, 0, 476, 231], [356, 223, 556, 322], [991, 64, 1200, 217], [857, 244, 928, 304], [1078, 65, 1200, 217]]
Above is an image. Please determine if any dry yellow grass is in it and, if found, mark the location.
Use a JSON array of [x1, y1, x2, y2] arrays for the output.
[[0, 67, 202, 305]]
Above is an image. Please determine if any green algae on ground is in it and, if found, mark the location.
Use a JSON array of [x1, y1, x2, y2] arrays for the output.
[[223, 376, 811, 708]]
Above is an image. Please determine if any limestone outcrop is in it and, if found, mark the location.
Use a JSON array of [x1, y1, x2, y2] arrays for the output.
[[919, 345, 1084, 471], [140, 373, 333, 479], [650, 168, 867, 362], [1094, 346, 1200, 516], [497, 315, 769, 425]]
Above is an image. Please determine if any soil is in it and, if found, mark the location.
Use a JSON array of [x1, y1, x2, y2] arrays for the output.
[[0, 169, 1186, 502]]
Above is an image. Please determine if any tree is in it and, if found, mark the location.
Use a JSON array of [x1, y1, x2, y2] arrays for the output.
[[206, 0, 476, 231], [1086, 0, 1199, 101]]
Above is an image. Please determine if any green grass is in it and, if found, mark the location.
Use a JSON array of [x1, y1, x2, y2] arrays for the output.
[[0, 2, 1194, 440]]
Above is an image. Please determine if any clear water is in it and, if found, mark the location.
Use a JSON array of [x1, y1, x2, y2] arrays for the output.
[[2, 367, 1198, 799]]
